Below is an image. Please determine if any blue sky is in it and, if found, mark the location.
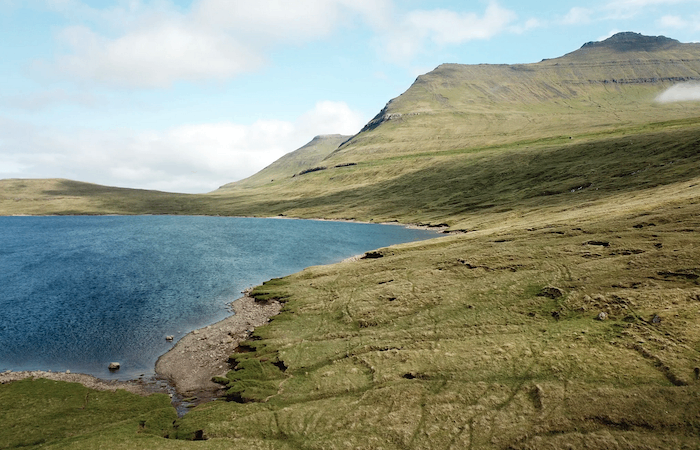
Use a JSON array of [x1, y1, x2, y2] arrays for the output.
[[1, 0, 699, 193]]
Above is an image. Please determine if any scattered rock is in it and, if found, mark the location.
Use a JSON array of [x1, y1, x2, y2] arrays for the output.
[[108, 362, 120, 371], [362, 251, 384, 259], [155, 293, 282, 397], [531, 384, 544, 409], [537, 286, 564, 299], [65, 370, 70, 374], [458, 259, 487, 269], [658, 271, 699, 281], [584, 240, 610, 247], [597, 312, 608, 321]]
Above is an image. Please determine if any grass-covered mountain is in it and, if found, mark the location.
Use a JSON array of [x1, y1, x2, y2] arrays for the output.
[[328, 32, 700, 161], [205, 32, 700, 227], [221, 134, 352, 189], [2, 33, 700, 449], [3, 32, 700, 224]]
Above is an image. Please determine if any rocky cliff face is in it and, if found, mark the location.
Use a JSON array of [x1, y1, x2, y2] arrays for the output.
[[580, 32, 680, 52]]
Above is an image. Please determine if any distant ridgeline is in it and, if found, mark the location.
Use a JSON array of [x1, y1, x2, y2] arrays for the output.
[[580, 31, 681, 52], [2, 32, 700, 222], [216, 32, 700, 194]]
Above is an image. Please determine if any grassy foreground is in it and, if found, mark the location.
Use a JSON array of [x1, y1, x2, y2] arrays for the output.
[[3, 162, 700, 449], [172, 182, 700, 449]]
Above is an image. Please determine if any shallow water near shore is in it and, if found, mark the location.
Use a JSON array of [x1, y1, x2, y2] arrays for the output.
[[0, 216, 437, 380]]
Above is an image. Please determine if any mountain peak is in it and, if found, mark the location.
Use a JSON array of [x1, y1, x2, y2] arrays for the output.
[[581, 32, 680, 52]]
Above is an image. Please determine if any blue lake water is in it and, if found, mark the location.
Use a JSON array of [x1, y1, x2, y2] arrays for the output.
[[0, 216, 437, 380]]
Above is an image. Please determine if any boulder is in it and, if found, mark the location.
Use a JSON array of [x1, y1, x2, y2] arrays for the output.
[[537, 286, 564, 299], [108, 362, 120, 371]]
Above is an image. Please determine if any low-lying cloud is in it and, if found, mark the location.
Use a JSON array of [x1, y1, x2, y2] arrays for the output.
[[0, 101, 366, 193], [656, 82, 700, 103]]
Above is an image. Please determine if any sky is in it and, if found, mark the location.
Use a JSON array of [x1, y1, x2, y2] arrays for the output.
[[1, 0, 699, 193]]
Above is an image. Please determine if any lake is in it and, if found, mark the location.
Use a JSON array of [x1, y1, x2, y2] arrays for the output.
[[0, 216, 437, 380]]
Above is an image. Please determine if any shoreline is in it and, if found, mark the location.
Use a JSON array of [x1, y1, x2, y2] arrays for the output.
[[0, 369, 164, 397], [154, 291, 282, 403], [0, 218, 442, 411], [1, 291, 282, 409]]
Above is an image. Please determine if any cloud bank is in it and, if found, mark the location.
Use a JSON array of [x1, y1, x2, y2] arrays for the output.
[[656, 82, 700, 102], [38, 0, 530, 87], [0, 101, 365, 193]]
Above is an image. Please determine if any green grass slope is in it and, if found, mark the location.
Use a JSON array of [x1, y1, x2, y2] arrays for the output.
[[174, 194, 700, 448], [324, 32, 700, 163], [0, 378, 177, 449], [0, 178, 211, 216], [219, 134, 351, 190]]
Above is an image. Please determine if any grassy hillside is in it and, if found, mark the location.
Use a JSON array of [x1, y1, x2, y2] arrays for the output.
[[325, 32, 700, 163], [220, 134, 351, 189], [173, 187, 700, 448], [2, 32, 700, 449], [3, 33, 700, 222]]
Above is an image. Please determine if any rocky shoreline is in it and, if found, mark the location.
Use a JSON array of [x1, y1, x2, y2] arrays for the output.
[[0, 369, 160, 396], [155, 291, 282, 401], [1, 290, 282, 411]]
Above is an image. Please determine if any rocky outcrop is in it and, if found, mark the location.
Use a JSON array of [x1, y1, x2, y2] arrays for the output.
[[581, 32, 680, 52]]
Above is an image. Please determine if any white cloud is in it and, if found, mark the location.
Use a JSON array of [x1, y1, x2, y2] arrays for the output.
[[0, 101, 366, 193], [659, 15, 687, 28], [658, 13, 700, 30], [38, 0, 533, 86], [40, 0, 394, 88], [48, 22, 265, 88], [405, 4, 517, 45], [510, 18, 542, 34], [376, 2, 521, 63], [558, 0, 700, 25], [656, 81, 700, 102], [296, 101, 366, 137], [2, 89, 98, 112], [563, 7, 594, 24]]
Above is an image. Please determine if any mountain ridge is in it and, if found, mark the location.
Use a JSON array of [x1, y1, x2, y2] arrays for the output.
[[325, 32, 700, 163], [579, 31, 681, 52], [219, 133, 351, 190]]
